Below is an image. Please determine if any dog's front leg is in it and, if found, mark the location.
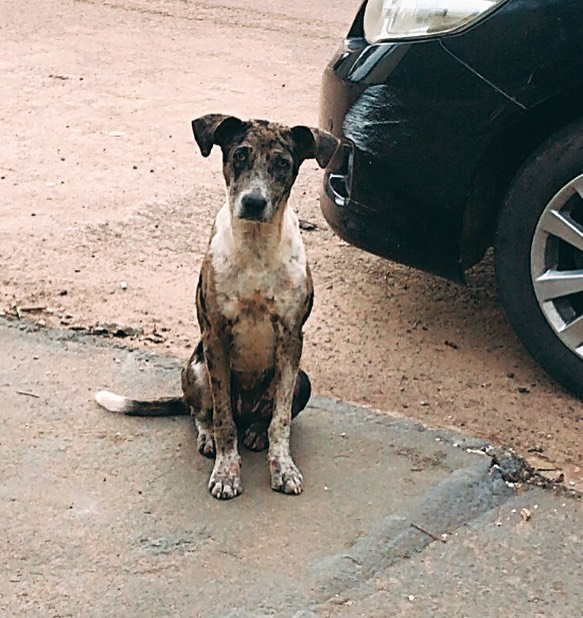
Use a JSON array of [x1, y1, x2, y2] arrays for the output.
[[268, 318, 303, 495], [204, 330, 242, 500]]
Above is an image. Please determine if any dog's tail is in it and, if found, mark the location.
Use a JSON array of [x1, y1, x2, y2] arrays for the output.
[[95, 390, 189, 416]]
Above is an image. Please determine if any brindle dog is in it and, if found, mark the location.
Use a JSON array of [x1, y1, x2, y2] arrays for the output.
[[96, 115, 339, 500]]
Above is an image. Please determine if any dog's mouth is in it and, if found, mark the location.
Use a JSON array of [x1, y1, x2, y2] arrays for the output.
[[238, 211, 267, 223]]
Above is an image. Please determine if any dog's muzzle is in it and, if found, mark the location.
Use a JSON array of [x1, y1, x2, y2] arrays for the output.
[[239, 193, 268, 222]]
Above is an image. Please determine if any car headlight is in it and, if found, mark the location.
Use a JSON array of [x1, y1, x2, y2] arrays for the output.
[[363, 0, 507, 42]]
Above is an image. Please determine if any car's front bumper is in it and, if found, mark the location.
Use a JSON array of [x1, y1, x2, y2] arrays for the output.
[[320, 30, 521, 281]]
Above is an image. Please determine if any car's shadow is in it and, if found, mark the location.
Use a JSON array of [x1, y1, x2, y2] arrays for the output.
[[393, 250, 560, 389]]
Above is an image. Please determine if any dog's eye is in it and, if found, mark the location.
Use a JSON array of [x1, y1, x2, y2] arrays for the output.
[[275, 157, 291, 171], [233, 149, 247, 163]]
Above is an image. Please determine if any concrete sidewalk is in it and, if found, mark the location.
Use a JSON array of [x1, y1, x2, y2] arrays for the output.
[[0, 321, 580, 617]]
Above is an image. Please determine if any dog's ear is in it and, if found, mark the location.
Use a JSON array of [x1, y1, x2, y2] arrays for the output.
[[291, 126, 340, 169], [192, 114, 245, 157]]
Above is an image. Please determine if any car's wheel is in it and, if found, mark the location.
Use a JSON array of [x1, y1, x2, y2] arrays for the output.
[[495, 118, 583, 396]]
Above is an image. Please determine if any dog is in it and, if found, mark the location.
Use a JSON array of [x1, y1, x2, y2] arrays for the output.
[[96, 114, 339, 500]]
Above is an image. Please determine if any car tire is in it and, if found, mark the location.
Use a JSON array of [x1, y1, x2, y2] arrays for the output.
[[495, 118, 583, 396]]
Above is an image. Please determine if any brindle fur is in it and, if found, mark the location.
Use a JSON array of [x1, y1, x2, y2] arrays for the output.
[[96, 114, 339, 500], [181, 340, 311, 455]]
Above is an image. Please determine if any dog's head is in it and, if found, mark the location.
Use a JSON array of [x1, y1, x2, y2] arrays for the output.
[[192, 114, 340, 223]]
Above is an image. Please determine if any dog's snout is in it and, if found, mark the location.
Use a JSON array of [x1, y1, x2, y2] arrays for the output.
[[240, 193, 268, 221]]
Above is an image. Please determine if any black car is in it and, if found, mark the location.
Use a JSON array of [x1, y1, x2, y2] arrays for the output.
[[319, 0, 583, 396]]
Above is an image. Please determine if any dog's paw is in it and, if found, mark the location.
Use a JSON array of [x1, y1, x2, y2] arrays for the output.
[[269, 457, 303, 495], [197, 430, 216, 459], [208, 458, 242, 500], [209, 473, 242, 500], [242, 424, 268, 452]]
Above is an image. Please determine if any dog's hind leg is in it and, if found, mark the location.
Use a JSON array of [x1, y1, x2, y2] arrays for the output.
[[182, 341, 215, 458], [242, 422, 269, 452], [292, 369, 311, 418], [193, 412, 215, 458]]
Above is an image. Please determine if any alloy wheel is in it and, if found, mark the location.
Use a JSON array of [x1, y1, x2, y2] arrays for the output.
[[531, 173, 583, 357]]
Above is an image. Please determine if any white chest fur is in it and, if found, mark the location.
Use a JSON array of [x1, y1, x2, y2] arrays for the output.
[[208, 204, 308, 373]]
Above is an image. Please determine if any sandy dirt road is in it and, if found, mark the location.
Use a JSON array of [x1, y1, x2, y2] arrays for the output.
[[1, 0, 581, 489]]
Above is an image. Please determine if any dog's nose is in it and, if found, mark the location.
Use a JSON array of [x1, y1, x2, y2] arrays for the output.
[[240, 193, 268, 221]]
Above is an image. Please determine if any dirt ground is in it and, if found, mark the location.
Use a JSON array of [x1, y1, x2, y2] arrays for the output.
[[1, 0, 581, 489]]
